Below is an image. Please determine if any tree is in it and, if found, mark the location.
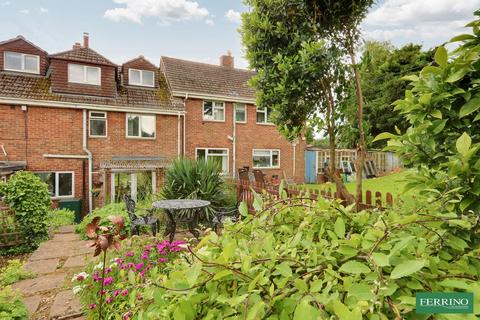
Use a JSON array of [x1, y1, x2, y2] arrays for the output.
[[242, 0, 374, 207]]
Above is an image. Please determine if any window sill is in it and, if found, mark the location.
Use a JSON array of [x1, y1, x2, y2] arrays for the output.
[[51, 196, 75, 200], [256, 122, 275, 126], [202, 119, 226, 123], [89, 135, 107, 139], [4, 68, 40, 75], [125, 136, 156, 140], [252, 167, 280, 170]]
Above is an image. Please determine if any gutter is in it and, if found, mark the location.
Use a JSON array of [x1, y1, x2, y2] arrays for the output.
[[172, 91, 255, 104], [82, 110, 93, 214]]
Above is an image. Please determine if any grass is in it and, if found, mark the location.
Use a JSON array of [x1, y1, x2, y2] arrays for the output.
[[303, 170, 414, 205]]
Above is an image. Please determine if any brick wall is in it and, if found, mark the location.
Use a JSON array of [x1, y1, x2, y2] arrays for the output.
[[184, 98, 306, 182], [121, 57, 159, 88], [0, 38, 48, 75], [50, 59, 117, 97]]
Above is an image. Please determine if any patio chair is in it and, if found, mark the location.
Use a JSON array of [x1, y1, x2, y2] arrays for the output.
[[123, 194, 159, 236], [282, 170, 296, 186], [238, 168, 250, 182], [253, 169, 267, 186]]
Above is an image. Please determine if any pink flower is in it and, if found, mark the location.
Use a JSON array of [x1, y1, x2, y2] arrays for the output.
[[106, 296, 113, 304], [121, 289, 128, 296], [123, 311, 132, 320], [141, 252, 149, 259], [103, 277, 113, 286], [127, 262, 134, 268], [135, 263, 144, 271], [145, 244, 153, 250], [99, 289, 106, 296], [126, 252, 134, 257], [115, 258, 123, 264], [89, 303, 96, 309], [114, 290, 120, 297], [76, 275, 85, 281], [105, 267, 112, 274], [158, 258, 168, 263]]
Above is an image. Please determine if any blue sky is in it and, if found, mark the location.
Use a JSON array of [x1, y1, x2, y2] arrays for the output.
[[0, 0, 479, 70]]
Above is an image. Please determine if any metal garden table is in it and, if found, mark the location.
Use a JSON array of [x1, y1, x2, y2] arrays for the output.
[[152, 199, 211, 241]]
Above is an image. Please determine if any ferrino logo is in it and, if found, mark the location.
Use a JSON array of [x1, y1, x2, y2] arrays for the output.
[[416, 292, 474, 314]]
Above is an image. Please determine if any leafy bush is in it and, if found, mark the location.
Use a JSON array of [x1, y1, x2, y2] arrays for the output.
[[47, 209, 75, 228], [134, 195, 479, 319], [74, 237, 186, 319], [0, 171, 51, 252], [0, 286, 28, 320], [0, 259, 35, 286], [75, 203, 130, 240], [161, 158, 230, 219]]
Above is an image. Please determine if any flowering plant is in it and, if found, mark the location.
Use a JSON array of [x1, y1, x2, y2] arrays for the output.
[[74, 237, 186, 319]]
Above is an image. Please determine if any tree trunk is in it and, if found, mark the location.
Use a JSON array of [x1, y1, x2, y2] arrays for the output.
[[324, 81, 355, 205], [348, 44, 367, 211]]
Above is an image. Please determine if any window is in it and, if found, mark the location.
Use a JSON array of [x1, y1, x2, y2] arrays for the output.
[[235, 103, 247, 123], [89, 111, 107, 137], [4, 51, 40, 74], [128, 69, 155, 87], [203, 101, 225, 121], [126, 114, 156, 138], [196, 148, 229, 174], [253, 149, 280, 168], [35, 172, 74, 198], [256, 107, 273, 124], [68, 63, 101, 85]]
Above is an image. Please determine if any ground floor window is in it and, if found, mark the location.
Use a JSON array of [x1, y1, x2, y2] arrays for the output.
[[196, 148, 229, 174], [111, 171, 155, 203], [253, 149, 280, 169], [35, 171, 74, 198]]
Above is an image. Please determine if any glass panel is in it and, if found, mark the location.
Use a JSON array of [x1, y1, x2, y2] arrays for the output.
[[272, 151, 279, 167], [90, 119, 106, 136], [140, 115, 155, 138], [142, 71, 154, 86], [58, 173, 73, 196], [213, 106, 224, 121], [129, 69, 141, 85], [203, 101, 213, 119], [196, 149, 206, 159], [24, 55, 38, 73], [235, 104, 246, 122], [136, 171, 153, 201], [36, 172, 55, 196], [5, 52, 22, 71], [253, 150, 271, 168], [266, 107, 273, 123], [114, 173, 131, 203], [256, 109, 266, 123], [208, 155, 228, 173], [127, 115, 140, 136], [68, 64, 84, 83], [86, 67, 100, 85], [208, 149, 227, 155], [90, 112, 106, 118]]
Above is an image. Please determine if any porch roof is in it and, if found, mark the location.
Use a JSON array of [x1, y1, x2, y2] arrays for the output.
[[0, 161, 27, 174], [100, 156, 171, 170]]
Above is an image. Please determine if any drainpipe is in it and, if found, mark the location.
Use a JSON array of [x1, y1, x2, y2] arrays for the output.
[[177, 114, 181, 157], [82, 110, 93, 213], [183, 93, 188, 157], [292, 139, 298, 179], [232, 103, 236, 178]]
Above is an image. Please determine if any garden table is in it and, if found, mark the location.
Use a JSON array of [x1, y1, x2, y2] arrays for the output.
[[152, 199, 211, 242]]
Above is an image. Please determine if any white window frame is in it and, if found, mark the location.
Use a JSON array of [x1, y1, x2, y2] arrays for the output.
[[4, 51, 40, 74], [125, 114, 156, 139], [68, 63, 101, 85], [195, 148, 229, 174], [234, 103, 247, 123], [128, 68, 155, 87], [256, 107, 274, 125], [252, 149, 280, 169], [89, 111, 107, 138], [35, 171, 74, 199], [203, 100, 225, 122]]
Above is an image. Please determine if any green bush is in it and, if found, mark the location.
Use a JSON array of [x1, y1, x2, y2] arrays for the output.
[[135, 195, 480, 319], [0, 259, 35, 286], [0, 171, 51, 253], [47, 209, 75, 228], [75, 203, 131, 239], [0, 286, 28, 320]]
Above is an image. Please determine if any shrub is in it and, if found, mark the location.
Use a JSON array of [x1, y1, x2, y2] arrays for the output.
[[74, 237, 186, 320], [75, 203, 130, 240], [0, 259, 35, 286], [47, 209, 75, 228], [0, 286, 28, 320], [135, 195, 480, 319], [0, 171, 51, 252]]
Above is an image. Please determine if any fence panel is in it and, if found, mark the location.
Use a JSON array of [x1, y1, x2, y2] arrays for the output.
[[0, 203, 25, 248]]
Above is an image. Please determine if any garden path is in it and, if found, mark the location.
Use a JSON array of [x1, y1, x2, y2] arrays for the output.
[[13, 226, 92, 320]]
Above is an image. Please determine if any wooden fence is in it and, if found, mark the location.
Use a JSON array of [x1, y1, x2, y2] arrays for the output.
[[0, 202, 25, 248], [236, 180, 393, 212]]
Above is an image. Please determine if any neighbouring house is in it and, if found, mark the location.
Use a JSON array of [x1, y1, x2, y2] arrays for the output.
[[0, 34, 306, 215]]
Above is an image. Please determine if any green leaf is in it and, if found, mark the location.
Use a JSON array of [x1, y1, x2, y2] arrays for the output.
[[372, 132, 397, 142], [371, 252, 390, 267], [348, 283, 374, 301], [450, 34, 476, 42], [434, 46, 448, 68], [294, 279, 308, 293], [334, 217, 345, 238], [459, 97, 480, 117], [275, 262, 292, 278], [431, 109, 442, 119], [331, 301, 352, 320], [294, 300, 320, 320], [390, 260, 425, 279], [401, 75, 419, 82], [239, 202, 248, 217], [446, 67, 470, 83], [213, 269, 233, 280], [339, 261, 371, 274], [456, 132, 471, 156]]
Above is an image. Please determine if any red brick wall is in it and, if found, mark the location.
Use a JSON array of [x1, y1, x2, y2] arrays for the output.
[[121, 57, 159, 88], [50, 59, 117, 97], [184, 98, 306, 182], [0, 38, 48, 75]]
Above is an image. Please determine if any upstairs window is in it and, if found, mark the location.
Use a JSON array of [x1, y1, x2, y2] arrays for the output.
[[127, 114, 156, 138], [235, 103, 247, 123], [68, 63, 101, 85], [256, 107, 273, 124], [89, 111, 107, 137], [4, 51, 40, 74], [203, 101, 225, 121], [129, 69, 155, 87]]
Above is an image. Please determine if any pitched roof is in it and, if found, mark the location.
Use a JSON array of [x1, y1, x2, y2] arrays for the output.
[[0, 72, 183, 112], [160, 56, 256, 100], [50, 47, 117, 67], [0, 35, 48, 54], [122, 55, 157, 69]]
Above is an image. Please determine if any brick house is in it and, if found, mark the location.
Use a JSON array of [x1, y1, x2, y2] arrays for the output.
[[0, 34, 305, 214]]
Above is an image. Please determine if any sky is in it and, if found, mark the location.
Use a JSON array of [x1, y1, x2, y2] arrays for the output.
[[0, 0, 479, 70]]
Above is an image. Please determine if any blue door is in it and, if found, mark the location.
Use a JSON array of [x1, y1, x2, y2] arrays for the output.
[[304, 151, 317, 183]]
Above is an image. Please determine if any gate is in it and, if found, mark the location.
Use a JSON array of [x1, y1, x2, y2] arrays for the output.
[[304, 150, 317, 183]]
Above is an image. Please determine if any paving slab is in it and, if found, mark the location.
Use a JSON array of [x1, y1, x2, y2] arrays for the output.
[[55, 225, 76, 234], [23, 295, 42, 315], [49, 290, 82, 319], [63, 255, 88, 269], [30, 245, 76, 261], [50, 233, 81, 242], [24, 258, 59, 275], [12, 273, 66, 295]]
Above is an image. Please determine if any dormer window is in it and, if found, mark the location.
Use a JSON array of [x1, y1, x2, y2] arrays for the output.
[[68, 63, 101, 85], [4, 51, 40, 74], [129, 69, 154, 87]]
